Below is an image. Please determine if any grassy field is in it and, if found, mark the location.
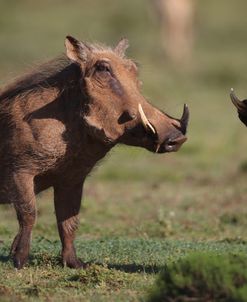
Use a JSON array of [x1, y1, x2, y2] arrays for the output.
[[0, 0, 247, 301]]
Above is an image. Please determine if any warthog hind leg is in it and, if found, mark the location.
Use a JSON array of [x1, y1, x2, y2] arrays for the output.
[[9, 172, 36, 269]]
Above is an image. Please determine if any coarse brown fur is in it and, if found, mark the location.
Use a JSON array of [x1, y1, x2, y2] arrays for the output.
[[0, 36, 188, 269]]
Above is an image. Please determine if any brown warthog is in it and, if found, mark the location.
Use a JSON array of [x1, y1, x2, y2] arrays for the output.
[[0, 36, 189, 269], [230, 88, 247, 126]]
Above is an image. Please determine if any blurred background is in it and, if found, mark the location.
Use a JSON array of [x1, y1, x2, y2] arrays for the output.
[[0, 0, 247, 241]]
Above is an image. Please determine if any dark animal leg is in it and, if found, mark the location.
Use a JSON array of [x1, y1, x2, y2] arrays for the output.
[[10, 233, 21, 256], [54, 182, 84, 268], [9, 173, 36, 269]]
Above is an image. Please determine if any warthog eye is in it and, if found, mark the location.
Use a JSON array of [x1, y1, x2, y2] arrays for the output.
[[95, 61, 111, 74]]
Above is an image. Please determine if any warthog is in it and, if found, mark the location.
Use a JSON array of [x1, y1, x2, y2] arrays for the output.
[[230, 88, 247, 126], [0, 36, 189, 269]]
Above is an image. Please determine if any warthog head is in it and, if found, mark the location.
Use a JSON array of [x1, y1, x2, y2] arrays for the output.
[[230, 88, 247, 126], [65, 36, 189, 153]]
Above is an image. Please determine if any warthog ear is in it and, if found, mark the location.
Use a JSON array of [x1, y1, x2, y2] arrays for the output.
[[65, 35, 91, 64], [114, 38, 129, 57]]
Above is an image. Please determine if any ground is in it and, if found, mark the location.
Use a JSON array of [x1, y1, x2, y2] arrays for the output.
[[0, 0, 247, 301]]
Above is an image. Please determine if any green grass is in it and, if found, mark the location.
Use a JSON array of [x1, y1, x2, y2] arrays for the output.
[[1, 0, 247, 300], [0, 239, 247, 301]]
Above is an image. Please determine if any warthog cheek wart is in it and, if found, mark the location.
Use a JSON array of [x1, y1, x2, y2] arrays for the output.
[[108, 77, 124, 96]]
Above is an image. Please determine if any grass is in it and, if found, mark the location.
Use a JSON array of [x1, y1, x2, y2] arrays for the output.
[[0, 239, 247, 301], [1, 0, 247, 300]]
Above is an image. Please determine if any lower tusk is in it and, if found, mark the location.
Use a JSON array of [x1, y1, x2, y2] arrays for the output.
[[138, 104, 156, 134], [156, 144, 160, 153]]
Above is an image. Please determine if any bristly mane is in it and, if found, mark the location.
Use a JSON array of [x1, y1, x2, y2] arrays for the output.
[[0, 55, 81, 102], [0, 41, 120, 105], [0, 40, 116, 103]]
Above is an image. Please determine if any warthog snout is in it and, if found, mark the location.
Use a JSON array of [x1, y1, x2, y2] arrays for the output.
[[137, 103, 189, 153], [159, 104, 189, 153]]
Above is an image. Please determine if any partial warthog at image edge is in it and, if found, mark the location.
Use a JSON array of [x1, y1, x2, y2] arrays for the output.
[[230, 88, 247, 126], [0, 36, 189, 269]]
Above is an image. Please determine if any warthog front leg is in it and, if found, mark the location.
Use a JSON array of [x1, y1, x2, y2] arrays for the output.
[[9, 172, 36, 269], [54, 182, 83, 268]]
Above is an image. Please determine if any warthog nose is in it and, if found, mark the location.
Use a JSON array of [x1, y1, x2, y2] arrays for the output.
[[164, 136, 187, 152]]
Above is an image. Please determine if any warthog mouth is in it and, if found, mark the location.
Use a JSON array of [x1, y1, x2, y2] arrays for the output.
[[155, 135, 187, 153]]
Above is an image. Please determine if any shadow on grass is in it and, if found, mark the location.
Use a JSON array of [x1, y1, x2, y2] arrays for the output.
[[0, 241, 11, 264], [0, 252, 163, 274], [0, 255, 10, 263], [103, 263, 162, 274]]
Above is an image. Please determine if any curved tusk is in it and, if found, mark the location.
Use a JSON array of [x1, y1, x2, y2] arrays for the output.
[[180, 103, 189, 135], [138, 104, 156, 134], [181, 104, 189, 125], [230, 88, 246, 111]]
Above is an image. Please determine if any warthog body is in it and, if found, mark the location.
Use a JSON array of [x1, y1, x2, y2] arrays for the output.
[[0, 36, 189, 269]]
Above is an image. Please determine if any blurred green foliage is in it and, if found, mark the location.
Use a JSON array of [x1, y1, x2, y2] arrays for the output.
[[148, 252, 247, 302]]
